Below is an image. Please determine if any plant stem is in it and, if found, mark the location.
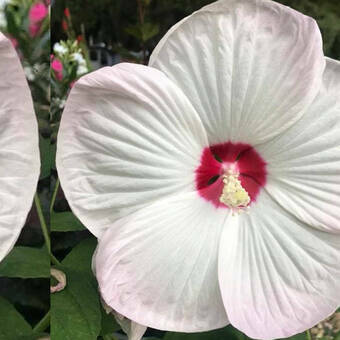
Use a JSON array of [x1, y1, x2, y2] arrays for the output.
[[35, 193, 61, 266], [50, 178, 60, 213], [306, 329, 312, 340], [51, 253, 61, 266], [33, 310, 50, 334], [34, 194, 50, 253], [136, 0, 145, 25]]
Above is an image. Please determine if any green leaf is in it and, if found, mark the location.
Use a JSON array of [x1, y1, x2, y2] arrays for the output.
[[125, 22, 159, 42], [39, 136, 53, 179], [51, 238, 101, 340], [100, 309, 121, 336], [0, 246, 49, 278], [62, 238, 97, 274], [164, 325, 246, 340], [125, 24, 143, 40], [0, 296, 34, 340], [140, 22, 159, 42], [51, 268, 101, 340], [51, 211, 85, 232], [63, 238, 121, 337]]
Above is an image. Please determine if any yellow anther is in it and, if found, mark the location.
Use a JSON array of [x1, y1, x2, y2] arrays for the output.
[[219, 170, 250, 210]]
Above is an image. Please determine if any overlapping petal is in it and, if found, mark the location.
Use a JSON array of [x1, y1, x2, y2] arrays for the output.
[[95, 192, 229, 332], [149, 0, 325, 145], [56, 63, 208, 237], [0, 32, 40, 262], [218, 191, 340, 339], [257, 57, 340, 233]]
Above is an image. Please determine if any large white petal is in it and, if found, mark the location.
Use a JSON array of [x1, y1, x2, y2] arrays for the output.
[[150, 0, 325, 145], [95, 192, 229, 332], [258, 57, 340, 233], [56, 63, 208, 238], [218, 192, 340, 339], [0, 33, 40, 262]]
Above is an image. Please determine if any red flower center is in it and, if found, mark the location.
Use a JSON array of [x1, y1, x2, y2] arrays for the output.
[[195, 142, 267, 208]]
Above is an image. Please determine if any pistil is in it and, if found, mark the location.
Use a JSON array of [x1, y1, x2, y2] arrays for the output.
[[219, 169, 250, 212]]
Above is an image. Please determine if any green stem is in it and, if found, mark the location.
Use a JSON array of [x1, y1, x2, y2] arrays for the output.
[[35, 194, 61, 266], [306, 329, 312, 340], [50, 178, 60, 213], [33, 310, 50, 334], [51, 253, 61, 266], [34, 194, 50, 253]]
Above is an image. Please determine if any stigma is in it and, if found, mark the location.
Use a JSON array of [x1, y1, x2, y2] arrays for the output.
[[219, 169, 250, 213]]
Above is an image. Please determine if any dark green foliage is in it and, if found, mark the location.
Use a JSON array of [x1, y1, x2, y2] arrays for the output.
[[0, 296, 35, 340], [0, 247, 49, 279], [52, 0, 340, 60]]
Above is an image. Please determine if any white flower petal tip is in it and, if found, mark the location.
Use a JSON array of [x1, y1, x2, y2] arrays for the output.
[[149, 0, 325, 145], [100, 298, 147, 340], [114, 312, 147, 340], [56, 62, 208, 238], [94, 192, 229, 332], [0, 32, 40, 262], [219, 192, 340, 339]]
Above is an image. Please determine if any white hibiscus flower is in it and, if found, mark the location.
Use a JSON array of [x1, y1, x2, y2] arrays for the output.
[[0, 32, 40, 262], [56, 0, 340, 339]]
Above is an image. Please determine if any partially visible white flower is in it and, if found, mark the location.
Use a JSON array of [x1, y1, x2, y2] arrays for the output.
[[24, 66, 35, 81], [77, 64, 88, 76], [0, 0, 10, 9], [58, 99, 66, 109], [0, 32, 40, 262], [0, 0, 13, 26], [73, 52, 88, 75], [53, 42, 67, 55], [53, 97, 66, 109], [71, 52, 86, 65]]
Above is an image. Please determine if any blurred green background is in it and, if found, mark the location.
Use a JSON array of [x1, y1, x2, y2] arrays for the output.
[[51, 0, 340, 62]]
